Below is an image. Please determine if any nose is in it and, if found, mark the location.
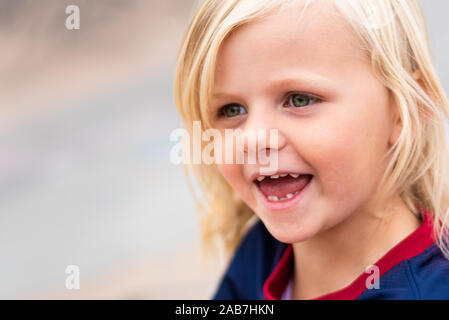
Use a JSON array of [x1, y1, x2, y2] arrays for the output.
[[240, 113, 287, 158]]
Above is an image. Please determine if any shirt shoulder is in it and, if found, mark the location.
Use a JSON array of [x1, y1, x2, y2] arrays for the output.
[[408, 244, 449, 299], [358, 243, 449, 300], [212, 219, 288, 300]]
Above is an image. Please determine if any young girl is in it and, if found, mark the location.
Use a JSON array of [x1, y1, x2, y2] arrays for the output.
[[174, 0, 449, 299]]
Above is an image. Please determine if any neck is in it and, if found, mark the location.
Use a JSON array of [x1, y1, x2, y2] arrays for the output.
[[291, 194, 421, 300]]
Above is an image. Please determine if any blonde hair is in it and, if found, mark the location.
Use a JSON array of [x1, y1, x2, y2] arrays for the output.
[[174, 0, 449, 261]]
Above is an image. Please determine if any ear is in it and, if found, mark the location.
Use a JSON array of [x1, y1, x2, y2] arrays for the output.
[[412, 69, 432, 126], [388, 93, 402, 146], [388, 69, 429, 147], [388, 90, 402, 147], [412, 69, 425, 90]]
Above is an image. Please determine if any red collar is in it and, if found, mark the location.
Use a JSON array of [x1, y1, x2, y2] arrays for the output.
[[263, 208, 435, 300]]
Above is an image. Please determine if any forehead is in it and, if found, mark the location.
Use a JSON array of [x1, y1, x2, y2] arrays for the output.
[[214, 0, 370, 93]]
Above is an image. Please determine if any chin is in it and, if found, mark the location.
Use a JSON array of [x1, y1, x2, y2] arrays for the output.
[[263, 220, 319, 244]]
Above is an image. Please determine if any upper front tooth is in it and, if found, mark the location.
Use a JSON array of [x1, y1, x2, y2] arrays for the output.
[[280, 174, 288, 177], [270, 175, 279, 179], [256, 176, 266, 182], [289, 173, 300, 178]]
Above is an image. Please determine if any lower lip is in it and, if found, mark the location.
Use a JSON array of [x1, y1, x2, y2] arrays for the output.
[[255, 176, 313, 212]]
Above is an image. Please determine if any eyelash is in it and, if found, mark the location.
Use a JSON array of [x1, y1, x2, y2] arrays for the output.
[[284, 92, 322, 109], [216, 92, 322, 119]]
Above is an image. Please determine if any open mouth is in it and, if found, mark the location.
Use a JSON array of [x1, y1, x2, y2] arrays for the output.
[[253, 173, 313, 202]]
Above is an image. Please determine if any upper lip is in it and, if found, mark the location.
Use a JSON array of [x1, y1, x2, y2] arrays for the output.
[[249, 170, 312, 182]]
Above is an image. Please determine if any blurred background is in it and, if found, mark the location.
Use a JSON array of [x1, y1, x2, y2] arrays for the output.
[[0, 0, 448, 299]]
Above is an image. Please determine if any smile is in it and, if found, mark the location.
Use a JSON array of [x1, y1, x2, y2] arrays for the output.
[[253, 173, 314, 210]]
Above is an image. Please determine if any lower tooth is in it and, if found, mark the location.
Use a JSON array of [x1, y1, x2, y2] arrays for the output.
[[268, 190, 301, 202]]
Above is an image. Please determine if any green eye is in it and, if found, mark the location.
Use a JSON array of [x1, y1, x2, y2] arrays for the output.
[[221, 104, 247, 118], [290, 94, 313, 108]]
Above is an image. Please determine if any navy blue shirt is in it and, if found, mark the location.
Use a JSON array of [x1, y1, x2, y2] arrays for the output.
[[213, 208, 449, 300]]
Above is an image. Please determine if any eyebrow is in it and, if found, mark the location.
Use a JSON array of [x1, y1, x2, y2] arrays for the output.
[[212, 73, 337, 99]]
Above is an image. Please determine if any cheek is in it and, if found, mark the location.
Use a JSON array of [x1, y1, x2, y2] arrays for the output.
[[215, 133, 245, 188], [297, 104, 392, 201], [216, 163, 238, 183], [216, 164, 249, 198]]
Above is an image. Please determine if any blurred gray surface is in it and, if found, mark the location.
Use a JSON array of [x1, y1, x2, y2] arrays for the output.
[[1, 68, 198, 298], [422, 0, 449, 91]]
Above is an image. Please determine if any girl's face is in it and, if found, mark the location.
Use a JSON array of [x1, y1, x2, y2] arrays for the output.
[[210, 1, 401, 243]]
